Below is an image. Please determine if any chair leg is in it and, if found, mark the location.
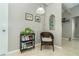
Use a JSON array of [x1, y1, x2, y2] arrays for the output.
[[41, 44, 42, 50], [52, 44, 54, 51]]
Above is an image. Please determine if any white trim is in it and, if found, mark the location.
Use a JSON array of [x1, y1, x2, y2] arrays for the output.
[[35, 43, 41, 47], [7, 49, 19, 55], [72, 37, 79, 40], [54, 45, 62, 49], [62, 37, 69, 40], [7, 43, 62, 55], [62, 37, 69, 39], [35, 43, 62, 49], [7, 43, 41, 55]]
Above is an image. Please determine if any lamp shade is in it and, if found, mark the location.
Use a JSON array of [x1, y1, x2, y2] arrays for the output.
[[36, 7, 45, 15]]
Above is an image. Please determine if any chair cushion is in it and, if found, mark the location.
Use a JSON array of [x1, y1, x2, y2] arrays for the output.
[[42, 37, 52, 42]]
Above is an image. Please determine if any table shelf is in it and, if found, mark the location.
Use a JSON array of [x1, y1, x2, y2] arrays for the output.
[[20, 33, 35, 53]]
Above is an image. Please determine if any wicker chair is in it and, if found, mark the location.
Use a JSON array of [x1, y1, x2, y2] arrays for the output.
[[40, 32, 54, 51]]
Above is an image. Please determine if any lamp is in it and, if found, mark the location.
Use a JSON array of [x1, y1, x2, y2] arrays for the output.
[[36, 6, 45, 15]]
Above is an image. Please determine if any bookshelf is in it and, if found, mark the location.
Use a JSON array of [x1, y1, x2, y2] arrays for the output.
[[20, 33, 35, 53]]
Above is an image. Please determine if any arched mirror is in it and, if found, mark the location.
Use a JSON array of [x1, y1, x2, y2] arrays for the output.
[[49, 14, 55, 30]]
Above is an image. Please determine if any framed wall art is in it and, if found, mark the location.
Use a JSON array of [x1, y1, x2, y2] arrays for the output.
[[49, 14, 55, 30], [35, 15, 40, 22], [25, 13, 33, 21]]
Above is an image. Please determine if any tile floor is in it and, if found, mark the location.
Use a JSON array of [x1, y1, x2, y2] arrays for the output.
[[7, 38, 79, 56]]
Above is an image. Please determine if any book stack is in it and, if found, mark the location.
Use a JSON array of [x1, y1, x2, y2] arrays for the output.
[[21, 35, 33, 41], [21, 36, 26, 41], [25, 36, 29, 41], [22, 42, 33, 49]]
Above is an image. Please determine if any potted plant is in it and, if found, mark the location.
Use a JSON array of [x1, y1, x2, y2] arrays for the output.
[[20, 27, 34, 35], [25, 28, 33, 34]]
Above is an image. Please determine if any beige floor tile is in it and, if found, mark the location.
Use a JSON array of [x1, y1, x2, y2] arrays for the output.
[[7, 39, 79, 56]]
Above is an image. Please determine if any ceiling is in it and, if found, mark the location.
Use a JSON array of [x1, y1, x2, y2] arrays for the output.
[[62, 3, 79, 14], [63, 3, 79, 9], [44, 3, 79, 9]]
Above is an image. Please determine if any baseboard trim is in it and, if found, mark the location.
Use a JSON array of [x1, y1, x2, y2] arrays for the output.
[[36, 43, 62, 49], [7, 43, 62, 55], [35, 43, 41, 47], [7, 49, 19, 55], [54, 45, 62, 49]]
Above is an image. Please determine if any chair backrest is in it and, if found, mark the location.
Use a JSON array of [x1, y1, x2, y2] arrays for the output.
[[40, 32, 54, 39]]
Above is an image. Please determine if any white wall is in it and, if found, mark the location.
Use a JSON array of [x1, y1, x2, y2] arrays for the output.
[[8, 3, 63, 51], [8, 3, 45, 51], [73, 17, 79, 38], [62, 10, 72, 38], [70, 4, 79, 39], [62, 10, 71, 18], [45, 3, 62, 46]]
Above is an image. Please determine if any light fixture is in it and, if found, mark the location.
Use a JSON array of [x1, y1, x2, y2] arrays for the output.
[[36, 6, 45, 15]]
